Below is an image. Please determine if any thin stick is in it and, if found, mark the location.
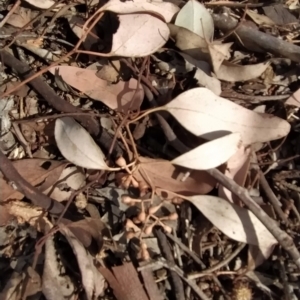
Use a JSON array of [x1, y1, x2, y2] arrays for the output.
[[206, 168, 300, 270], [0, 0, 21, 28]]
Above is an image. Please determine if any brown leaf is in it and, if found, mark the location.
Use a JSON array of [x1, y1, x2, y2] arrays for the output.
[[68, 218, 105, 250], [0, 159, 67, 201], [134, 157, 216, 196], [99, 263, 149, 300], [6, 7, 37, 28], [0, 205, 13, 226], [140, 269, 164, 300], [49, 66, 144, 112]]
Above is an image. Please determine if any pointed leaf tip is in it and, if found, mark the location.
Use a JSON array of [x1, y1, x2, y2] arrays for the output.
[[55, 117, 109, 170], [171, 133, 242, 170]]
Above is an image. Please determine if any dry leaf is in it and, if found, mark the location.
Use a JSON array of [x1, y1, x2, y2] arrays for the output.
[[0, 205, 12, 226], [246, 10, 275, 26], [100, 0, 180, 22], [168, 24, 209, 61], [6, 7, 36, 28], [59, 226, 105, 300], [20, 43, 60, 61], [24, 0, 55, 9], [49, 66, 143, 112], [179, 52, 221, 95], [0, 159, 67, 201], [187, 195, 277, 249], [175, 0, 214, 40], [248, 244, 275, 270], [218, 146, 251, 204], [215, 61, 270, 82], [44, 166, 86, 202], [68, 16, 99, 53], [133, 157, 216, 196], [43, 233, 75, 299], [109, 13, 169, 57], [208, 42, 232, 72], [164, 87, 290, 145], [286, 88, 300, 107], [172, 133, 242, 170], [55, 117, 109, 170]]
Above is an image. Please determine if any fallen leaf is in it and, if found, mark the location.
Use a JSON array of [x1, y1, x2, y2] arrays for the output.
[[175, 0, 214, 40], [248, 244, 275, 270], [24, 0, 55, 9], [286, 88, 300, 107], [109, 13, 170, 57], [179, 52, 221, 95], [0, 159, 67, 201], [168, 24, 209, 61], [187, 195, 277, 249], [246, 10, 275, 26], [68, 16, 100, 56], [100, 0, 180, 23], [218, 146, 251, 204], [55, 117, 109, 170], [44, 166, 86, 202], [99, 263, 149, 300], [172, 133, 242, 170], [164, 87, 291, 144], [208, 42, 232, 72], [133, 157, 216, 196], [6, 7, 36, 28], [0, 205, 12, 226], [214, 61, 270, 82], [43, 232, 75, 299], [20, 43, 60, 61], [49, 66, 143, 112], [59, 226, 105, 300]]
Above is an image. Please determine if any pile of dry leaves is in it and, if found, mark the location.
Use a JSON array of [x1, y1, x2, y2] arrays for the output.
[[0, 0, 300, 299]]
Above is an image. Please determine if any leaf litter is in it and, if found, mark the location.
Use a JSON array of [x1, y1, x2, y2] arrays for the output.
[[0, 0, 300, 299]]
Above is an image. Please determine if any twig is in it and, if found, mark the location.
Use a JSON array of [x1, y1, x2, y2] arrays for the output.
[[0, 0, 21, 28], [188, 243, 246, 280], [165, 232, 206, 269], [278, 254, 293, 300], [212, 13, 300, 62], [138, 258, 210, 300], [205, 1, 265, 8], [1, 50, 123, 158], [0, 150, 65, 215], [0, 10, 104, 98], [221, 90, 290, 102], [205, 168, 300, 270], [154, 228, 185, 300], [259, 171, 288, 223], [11, 123, 32, 158]]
